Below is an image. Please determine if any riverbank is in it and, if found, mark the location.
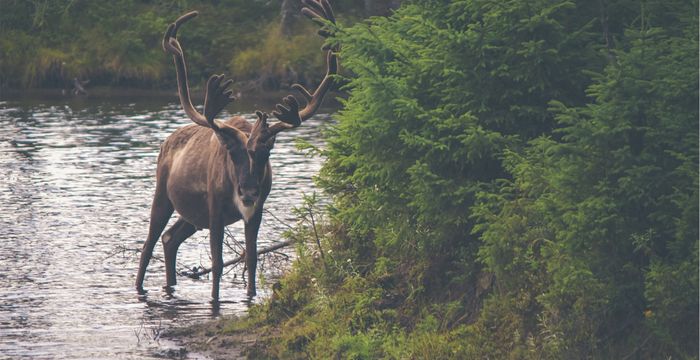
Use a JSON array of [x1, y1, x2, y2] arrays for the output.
[[0, 86, 343, 114], [163, 316, 268, 360], [0, 87, 173, 100]]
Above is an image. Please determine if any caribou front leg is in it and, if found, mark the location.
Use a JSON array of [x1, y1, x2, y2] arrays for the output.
[[136, 178, 174, 294], [244, 209, 263, 297], [208, 214, 226, 301]]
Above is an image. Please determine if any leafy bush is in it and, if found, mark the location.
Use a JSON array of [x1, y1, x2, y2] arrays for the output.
[[474, 10, 698, 356], [319, 0, 605, 305], [240, 0, 698, 359]]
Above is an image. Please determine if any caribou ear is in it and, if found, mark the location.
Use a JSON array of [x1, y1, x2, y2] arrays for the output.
[[265, 135, 276, 150], [215, 123, 248, 152]]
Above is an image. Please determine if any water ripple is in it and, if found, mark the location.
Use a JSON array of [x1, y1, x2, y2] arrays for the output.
[[0, 99, 329, 359]]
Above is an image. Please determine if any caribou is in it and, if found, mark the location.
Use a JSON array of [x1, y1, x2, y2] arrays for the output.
[[135, 0, 338, 299]]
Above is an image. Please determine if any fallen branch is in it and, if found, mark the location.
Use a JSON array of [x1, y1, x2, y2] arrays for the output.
[[105, 244, 163, 263], [181, 240, 294, 279]]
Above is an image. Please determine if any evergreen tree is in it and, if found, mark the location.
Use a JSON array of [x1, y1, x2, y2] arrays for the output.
[[257, 0, 698, 358], [474, 6, 698, 356]]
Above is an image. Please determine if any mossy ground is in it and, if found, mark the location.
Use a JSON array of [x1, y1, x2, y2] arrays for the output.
[[164, 315, 276, 360]]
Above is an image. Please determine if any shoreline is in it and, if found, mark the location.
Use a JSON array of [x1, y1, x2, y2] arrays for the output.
[[0, 87, 343, 114], [163, 316, 269, 360]]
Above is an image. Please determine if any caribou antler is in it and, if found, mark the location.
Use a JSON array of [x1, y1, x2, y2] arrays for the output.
[[163, 11, 235, 130], [204, 74, 234, 124], [254, 0, 339, 143], [301, 0, 336, 38]]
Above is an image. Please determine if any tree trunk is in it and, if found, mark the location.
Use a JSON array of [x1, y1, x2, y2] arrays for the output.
[[363, 0, 377, 16], [280, 0, 300, 36]]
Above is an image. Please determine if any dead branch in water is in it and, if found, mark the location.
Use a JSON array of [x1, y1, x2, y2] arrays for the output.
[[106, 244, 163, 263], [180, 240, 294, 279]]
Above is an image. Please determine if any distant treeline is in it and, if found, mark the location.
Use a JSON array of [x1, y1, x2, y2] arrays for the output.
[[0, 0, 398, 90]]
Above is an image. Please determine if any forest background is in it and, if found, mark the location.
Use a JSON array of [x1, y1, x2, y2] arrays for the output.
[[0, 0, 397, 91], [1, 0, 697, 359]]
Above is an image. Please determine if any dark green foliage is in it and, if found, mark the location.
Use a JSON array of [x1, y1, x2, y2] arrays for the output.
[[237, 0, 699, 359], [320, 0, 606, 301], [473, 7, 698, 357]]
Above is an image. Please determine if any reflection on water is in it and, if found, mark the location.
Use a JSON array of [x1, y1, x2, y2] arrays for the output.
[[0, 97, 328, 359]]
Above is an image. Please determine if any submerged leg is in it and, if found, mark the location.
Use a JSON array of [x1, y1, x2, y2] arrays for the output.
[[162, 218, 197, 287], [136, 181, 173, 293]]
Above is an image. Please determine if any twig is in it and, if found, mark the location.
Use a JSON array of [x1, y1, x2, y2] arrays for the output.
[[308, 208, 324, 261], [223, 228, 243, 255], [181, 240, 294, 279], [105, 245, 163, 263], [622, 333, 652, 360], [264, 208, 295, 229]]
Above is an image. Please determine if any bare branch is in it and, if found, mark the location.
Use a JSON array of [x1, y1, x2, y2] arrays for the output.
[[181, 240, 294, 279]]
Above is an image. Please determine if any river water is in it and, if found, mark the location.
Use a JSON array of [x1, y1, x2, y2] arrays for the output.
[[0, 94, 328, 359]]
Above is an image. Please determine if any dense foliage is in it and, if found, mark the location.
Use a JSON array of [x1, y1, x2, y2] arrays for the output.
[[0, 0, 374, 89], [236, 0, 699, 358]]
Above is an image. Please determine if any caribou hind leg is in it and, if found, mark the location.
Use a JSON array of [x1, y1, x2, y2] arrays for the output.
[[162, 218, 197, 288], [208, 221, 226, 301], [136, 180, 174, 293]]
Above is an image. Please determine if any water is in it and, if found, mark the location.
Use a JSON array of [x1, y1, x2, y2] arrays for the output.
[[0, 95, 329, 359]]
